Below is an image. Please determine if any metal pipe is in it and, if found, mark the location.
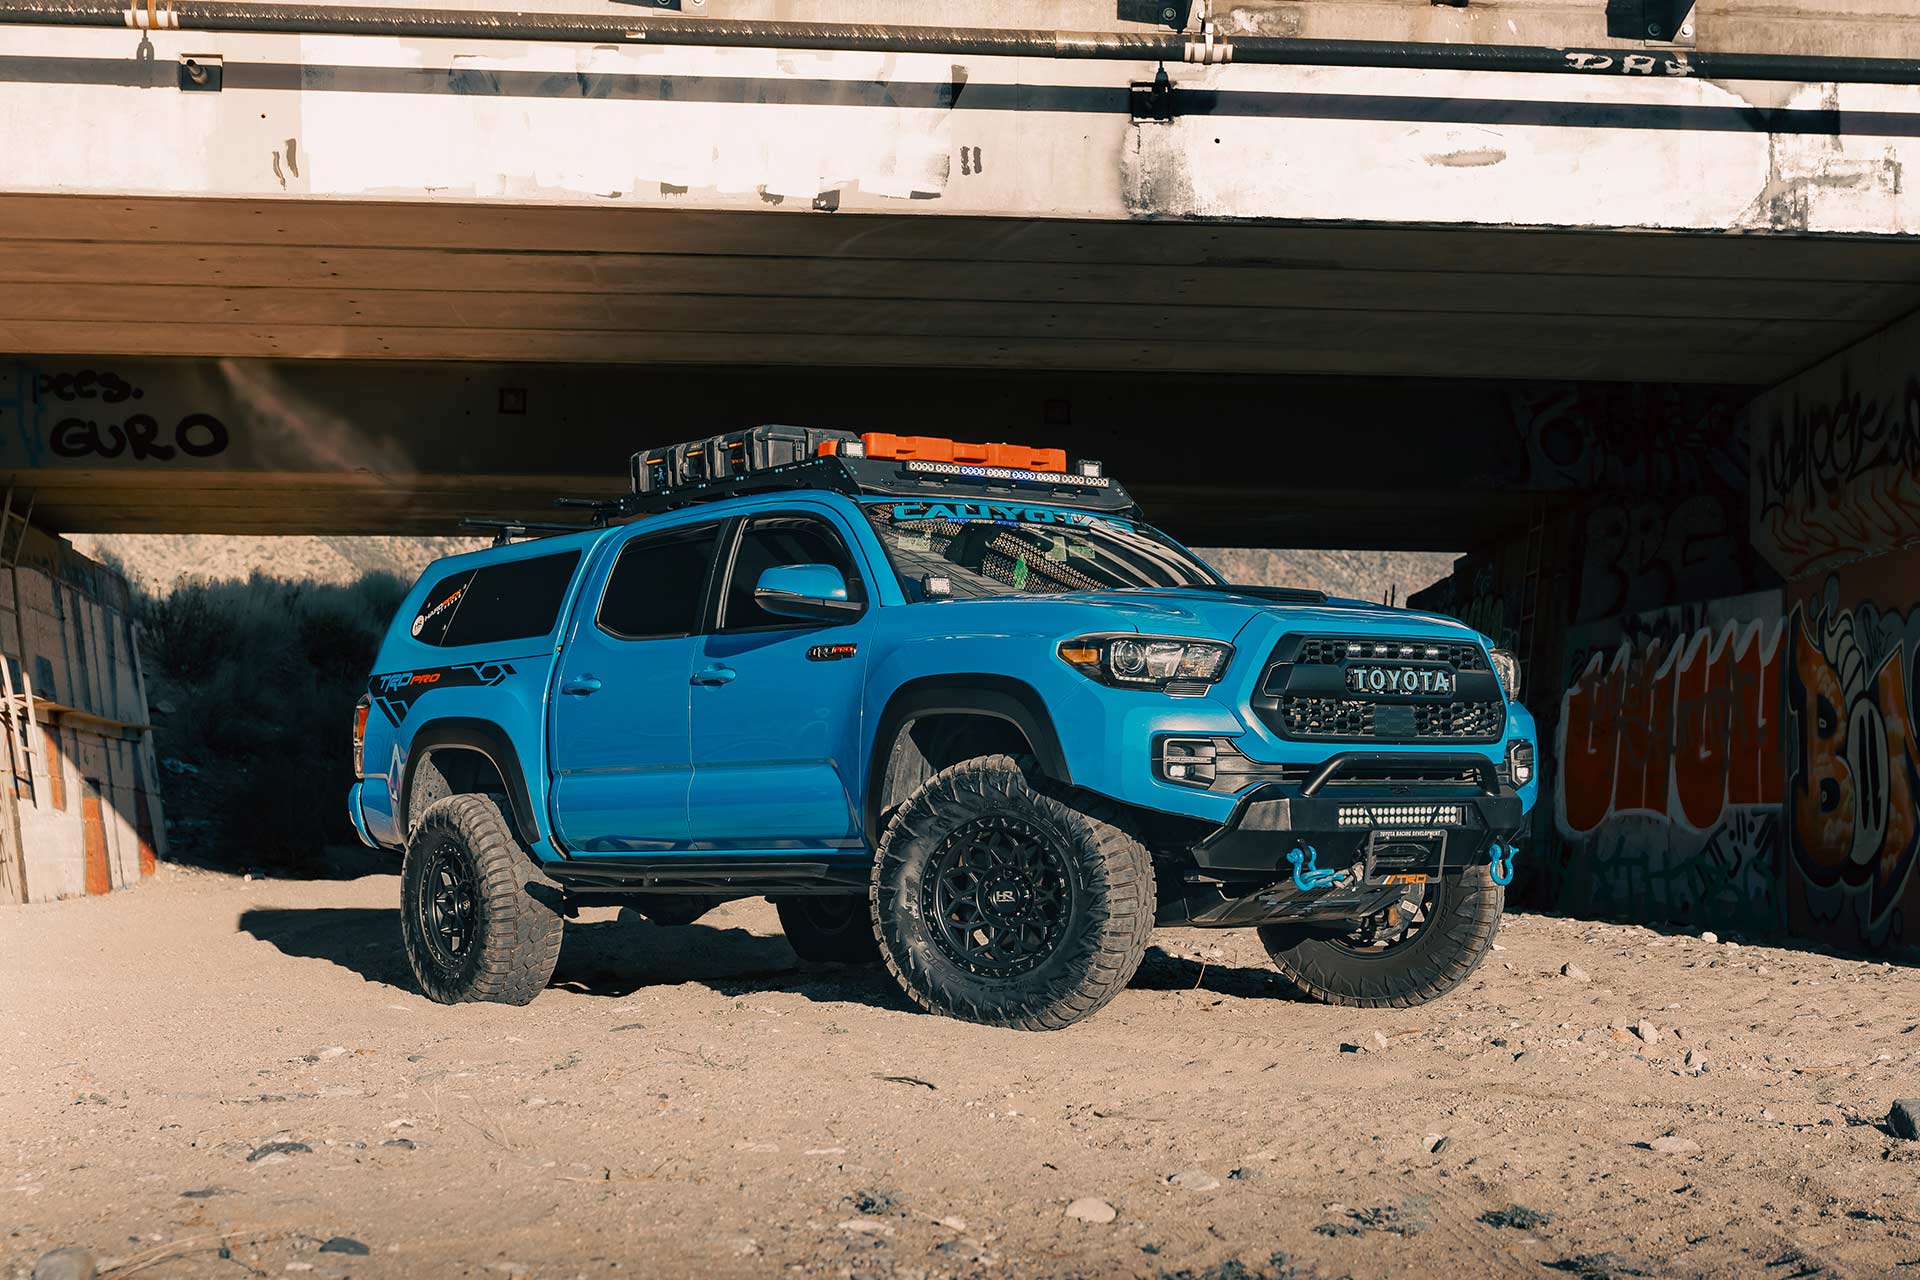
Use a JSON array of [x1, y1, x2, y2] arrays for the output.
[[4, 0, 1920, 86]]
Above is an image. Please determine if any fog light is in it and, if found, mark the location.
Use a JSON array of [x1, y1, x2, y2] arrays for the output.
[[1508, 740, 1535, 787], [1157, 737, 1218, 788]]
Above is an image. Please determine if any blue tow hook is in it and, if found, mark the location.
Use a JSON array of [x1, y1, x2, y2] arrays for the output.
[[1287, 844, 1347, 893], [1488, 842, 1519, 887]]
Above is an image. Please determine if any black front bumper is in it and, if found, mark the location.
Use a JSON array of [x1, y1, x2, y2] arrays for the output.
[[1189, 751, 1523, 875], [1154, 753, 1523, 929]]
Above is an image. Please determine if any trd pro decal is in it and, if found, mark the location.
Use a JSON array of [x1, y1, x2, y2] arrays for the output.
[[807, 643, 859, 662], [369, 661, 514, 725]]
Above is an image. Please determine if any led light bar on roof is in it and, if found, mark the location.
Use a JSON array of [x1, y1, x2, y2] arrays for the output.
[[901, 460, 1111, 489]]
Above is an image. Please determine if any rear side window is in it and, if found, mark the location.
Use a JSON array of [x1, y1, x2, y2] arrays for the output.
[[409, 550, 581, 648], [598, 523, 720, 640]]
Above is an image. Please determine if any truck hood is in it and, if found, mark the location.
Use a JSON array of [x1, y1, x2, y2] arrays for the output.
[[1037, 587, 1483, 644]]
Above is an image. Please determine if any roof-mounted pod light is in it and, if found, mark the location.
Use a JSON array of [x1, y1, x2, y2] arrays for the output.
[[1075, 460, 1104, 478]]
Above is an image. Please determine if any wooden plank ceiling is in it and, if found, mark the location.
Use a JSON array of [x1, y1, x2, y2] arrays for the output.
[[1, 194, 1916, 384]]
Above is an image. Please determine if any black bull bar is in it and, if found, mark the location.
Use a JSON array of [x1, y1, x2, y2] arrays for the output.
[[1157, 753, 1524, 929]]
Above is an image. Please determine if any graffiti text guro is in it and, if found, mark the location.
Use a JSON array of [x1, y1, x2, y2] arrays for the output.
[[50, 413, 229, 461]]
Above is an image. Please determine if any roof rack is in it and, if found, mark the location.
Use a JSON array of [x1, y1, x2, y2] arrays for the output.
[[561, 454, 1132, 521], [460, 517, 602, 546], [551, 426, 1137, 524]]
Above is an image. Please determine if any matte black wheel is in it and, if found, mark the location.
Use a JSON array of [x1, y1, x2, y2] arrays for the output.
[[775, 896, 881, 964], [1258, 864, 1502, 1008], [872, 755, 1153, 1031], [401, 795, 564, 1005]]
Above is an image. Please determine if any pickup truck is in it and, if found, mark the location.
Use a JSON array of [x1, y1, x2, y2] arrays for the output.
[[350, 426, 1537, 1030]]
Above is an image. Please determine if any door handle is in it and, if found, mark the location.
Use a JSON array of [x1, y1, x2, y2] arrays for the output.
[[560, 675, 603, 696], [691, 665, 737, 686]]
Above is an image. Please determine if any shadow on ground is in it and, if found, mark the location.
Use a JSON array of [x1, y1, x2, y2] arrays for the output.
[[163, 842, 400, 884], [1132, 945, 1297, 1000], [235, 905, 907, 1006], [237, 905, 1296, 1010]]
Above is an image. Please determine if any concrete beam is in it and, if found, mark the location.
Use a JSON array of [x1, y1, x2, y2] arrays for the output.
[[2, 197, 1916, 382], [0, 356, 1743, 545]]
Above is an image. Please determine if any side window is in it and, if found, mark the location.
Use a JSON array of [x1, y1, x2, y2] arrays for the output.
[[410, 550, 581, 648], [441, 551, 581, 648], [719, 514, 866, 632], [597, 522, 720, 641], [410, 569, 475, 645]]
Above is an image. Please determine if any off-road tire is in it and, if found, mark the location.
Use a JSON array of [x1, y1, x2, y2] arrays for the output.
[[1258, 864, 1503, 1008], [401, 794, 564, 1005], [872, 754, 1154, 1031], [775, 896, 882, 964]]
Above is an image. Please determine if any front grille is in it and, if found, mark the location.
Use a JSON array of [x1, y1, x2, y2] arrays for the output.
[[1333, 762, 1487, 787], [1281, 696, 1375, 738], [1281, 695, 1504, 742], [1295, 636, 1486, 670], [1415, 700, 1505, 738]]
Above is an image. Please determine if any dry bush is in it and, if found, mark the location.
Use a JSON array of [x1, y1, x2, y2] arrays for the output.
[[139, 572, 407, 869]]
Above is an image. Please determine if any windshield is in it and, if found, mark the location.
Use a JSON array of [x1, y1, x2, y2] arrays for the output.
[[863, 500, 1222, 601]]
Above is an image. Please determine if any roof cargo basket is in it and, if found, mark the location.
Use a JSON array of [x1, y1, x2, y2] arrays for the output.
[[542, 423, 1134, 527]]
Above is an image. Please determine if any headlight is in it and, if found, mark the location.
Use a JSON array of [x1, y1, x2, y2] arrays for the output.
[[1489, 648, 1521, 702], [1058, 634, 1232, 693]]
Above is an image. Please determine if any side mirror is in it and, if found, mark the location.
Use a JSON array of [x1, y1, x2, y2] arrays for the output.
[[754, 563, 861, 622]]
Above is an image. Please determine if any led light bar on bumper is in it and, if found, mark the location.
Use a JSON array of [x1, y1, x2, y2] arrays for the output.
[[1059, 634, 1232, 694], [1337, 803, 1468, 828]]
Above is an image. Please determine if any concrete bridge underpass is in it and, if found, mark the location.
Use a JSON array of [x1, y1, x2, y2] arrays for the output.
[[2, 1, 1920, 949]]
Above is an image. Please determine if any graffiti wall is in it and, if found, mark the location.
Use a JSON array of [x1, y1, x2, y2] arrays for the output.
[[1549, 591, 1787, 935], [1783, 554, 1920, 951], [1750, 306, 1920, 581], [1505, 383, 1773, 624]]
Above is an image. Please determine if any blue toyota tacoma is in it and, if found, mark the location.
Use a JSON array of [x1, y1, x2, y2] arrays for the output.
[[349, 425, 1537, 1030]]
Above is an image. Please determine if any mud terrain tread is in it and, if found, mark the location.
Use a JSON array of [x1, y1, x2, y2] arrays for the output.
[[403, 794, 564, 1006], [1259, 864, 1502, 1009], [871, 754, 1153, 1032]]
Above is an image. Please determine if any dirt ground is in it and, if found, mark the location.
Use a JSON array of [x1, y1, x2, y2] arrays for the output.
[[6, 861, 1920, 1280]]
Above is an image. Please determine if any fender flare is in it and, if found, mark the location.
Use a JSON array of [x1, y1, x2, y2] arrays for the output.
[[401, 717, 542, 849], [865, 674, 1069, 847]]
